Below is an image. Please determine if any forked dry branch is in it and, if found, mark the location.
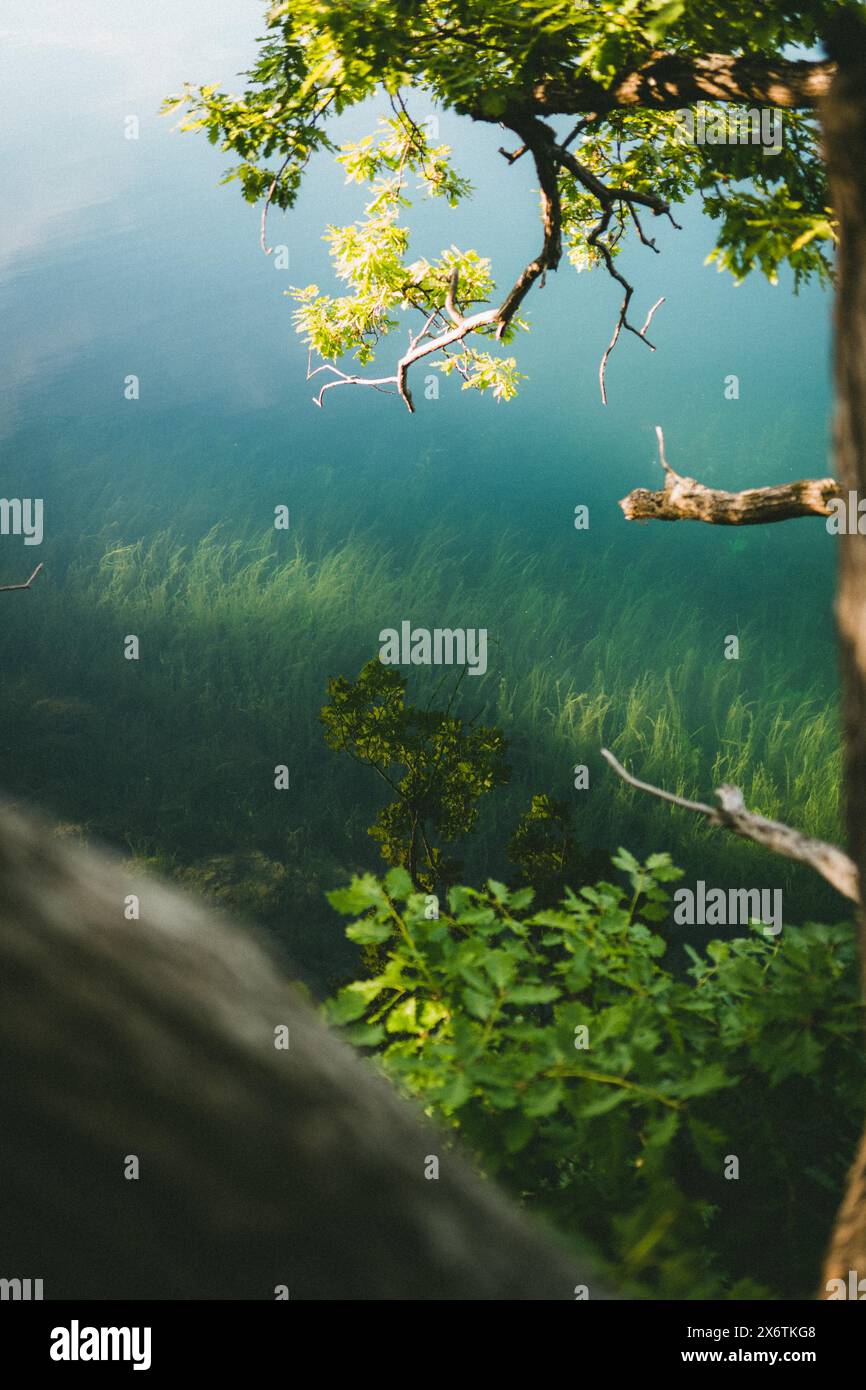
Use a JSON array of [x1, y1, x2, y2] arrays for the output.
[[602, 748, 859, 905], [0, 562, 44, 593], [620, 428, 841, 524]]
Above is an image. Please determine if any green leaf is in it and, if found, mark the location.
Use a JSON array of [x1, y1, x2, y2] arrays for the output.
[[341, 1021, 386, 1047], [439, 1072, 472, 1109], [579, 1087, 630, 1118], [345, 918, 393, 944], [327, 874, 385, 914], [385, 997, 418, 1033], [508, 984, 560, 1005], [523, 1079, 564, 1117], [325, 981, 381, 1024], [676, 1064, 733, 1099], [384, 865, 413, 898], [484, 950, 517, 989], [462, 987, 496, 1020], [508, 887, 535, 911]]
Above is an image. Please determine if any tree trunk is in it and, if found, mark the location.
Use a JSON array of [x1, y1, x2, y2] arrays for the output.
[[820, 26, 866, 1291]]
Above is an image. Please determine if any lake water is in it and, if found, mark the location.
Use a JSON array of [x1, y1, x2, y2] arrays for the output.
[[0, 1, 843, 984]]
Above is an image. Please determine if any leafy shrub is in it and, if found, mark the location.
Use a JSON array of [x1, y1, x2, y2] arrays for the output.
[[325, 852, 864, 1298], [321, 658, 509, 890], [507, 792, 609, 906]]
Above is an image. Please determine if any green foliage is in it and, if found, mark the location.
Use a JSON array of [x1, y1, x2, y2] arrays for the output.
[[285, 112, 525, 396], [167, 0, 842, 399], [326, 857, 865, 1297], [508, 792, 608, 905], [562, 105, 835, 289], [703, 182, 836, 288], [321, 658, 509, 889]]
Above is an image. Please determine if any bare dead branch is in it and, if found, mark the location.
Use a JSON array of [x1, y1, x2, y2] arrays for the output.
[[552, 144, 677, 402], [0, 562, 44, 593], [620, 426, 842, 523], [601, 748, 860, 905]]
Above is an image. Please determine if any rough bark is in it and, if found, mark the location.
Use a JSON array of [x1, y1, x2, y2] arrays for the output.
[[621, 472, 841, 525], [0, 801, 601, 1301], [818, 21, 866, 1294], [525, 52, 834, 118]]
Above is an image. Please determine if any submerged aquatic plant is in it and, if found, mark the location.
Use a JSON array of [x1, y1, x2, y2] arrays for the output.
[[0, 518, 843, 983]]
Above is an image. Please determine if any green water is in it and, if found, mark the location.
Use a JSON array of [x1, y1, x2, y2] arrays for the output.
[[0, 3, 843, 987]]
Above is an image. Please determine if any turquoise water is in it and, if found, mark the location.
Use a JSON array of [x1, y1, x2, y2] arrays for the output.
[[0, 3, 842, 985]]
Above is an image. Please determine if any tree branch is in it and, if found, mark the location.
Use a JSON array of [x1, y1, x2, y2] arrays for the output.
[[260, 93, 336, 255], [601, 748, 859, 905], [492, 116, 563, 335], [620, 427, 841, 524], [552, 145, 678, 402], [527, 52, 835, 118], [311, 121, 563, 411], [0, 562, 44, 593]]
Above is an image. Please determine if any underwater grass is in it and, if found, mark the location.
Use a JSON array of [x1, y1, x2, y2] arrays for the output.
[[0, 512, 844, 988]]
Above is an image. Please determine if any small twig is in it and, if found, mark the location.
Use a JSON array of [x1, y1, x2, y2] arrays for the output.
[[498, 142, 528, 165], [443, 266, 463, 326], [560, 117, 594, 148], [655, 423, 672, 472], [553, 142, 677, 402], [409, 306, 443, 350], [260, 93, 336, 255], [602, 748, 859, 904], [0, 562, 44, 593], [640, 297, 665, 337], [260, 153, 293, 255], [628, 202, 660, 253], [306, 358, 398, 406]]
